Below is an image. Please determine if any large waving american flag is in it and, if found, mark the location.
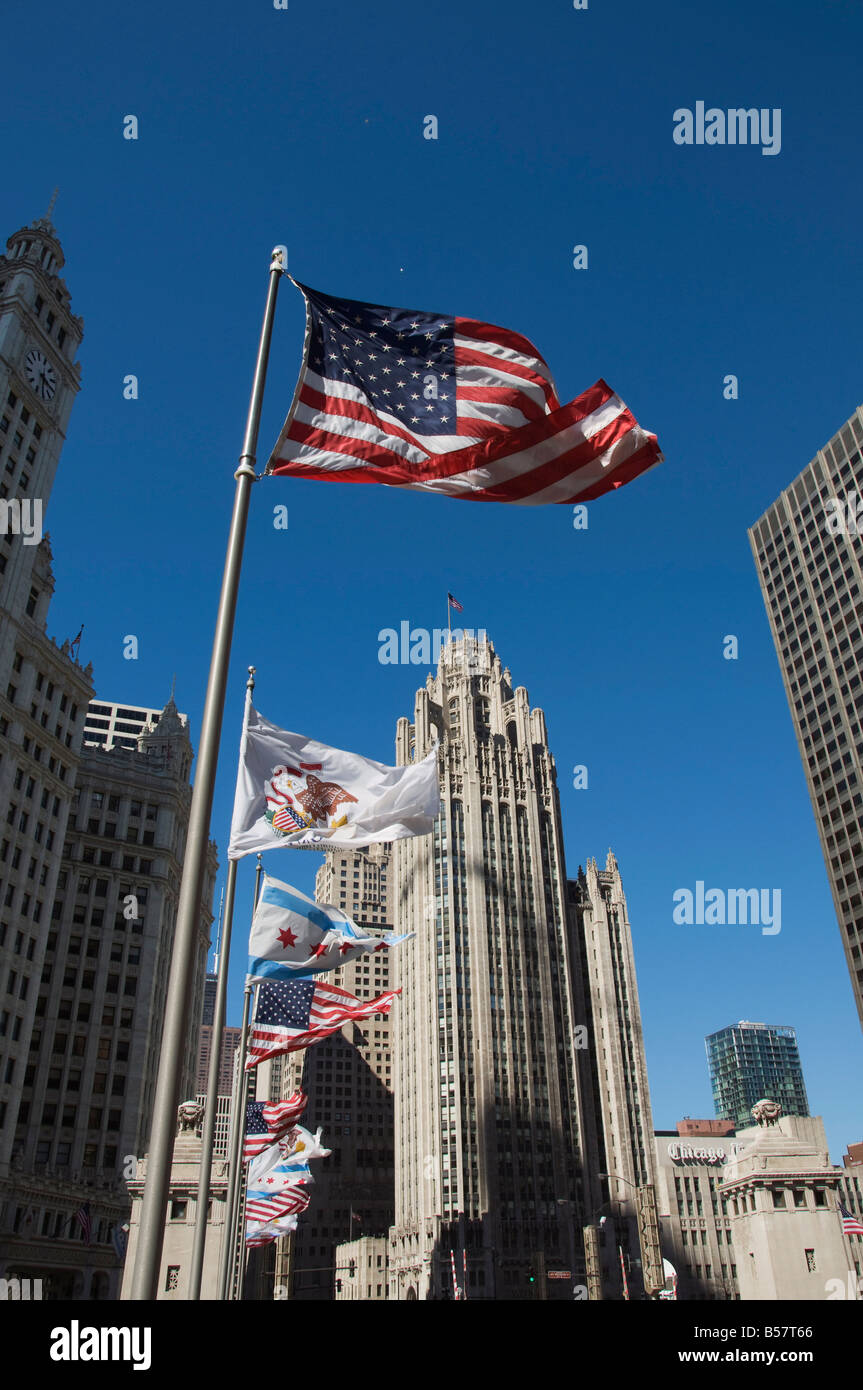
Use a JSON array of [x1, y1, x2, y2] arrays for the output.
[[245, 977, 399, 1069], [267, 281, 661, 505]]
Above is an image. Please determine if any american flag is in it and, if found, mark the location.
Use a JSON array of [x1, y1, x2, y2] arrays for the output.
[[245, 978, 399, 1069], [448, 592, 463, 613], [245, 1213, 298, 1248], [73, 1201, 92, 1246], [243, 1091, 308, 1162], [267, 282, 661, 505], [840, 1202, 863, 1235], [244, 1181, 311, 1225], [272, 804, 306, 832]]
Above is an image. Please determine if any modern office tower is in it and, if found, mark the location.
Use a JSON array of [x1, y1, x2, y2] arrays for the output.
[[196, 1025, 242, 1094], [749, 406, 863, 1028], [0, 695, 217, 1297], [274, 843, 395, 1301], [389, 635, 599, 1301], [0, 209, 93, 1176], [706, 1020, 810, 1129], [201, 971, 217, 1028], [567, 853, 658, 1295]]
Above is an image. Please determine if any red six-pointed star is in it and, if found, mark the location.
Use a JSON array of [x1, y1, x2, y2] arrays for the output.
[[278, 927, 297, 948]]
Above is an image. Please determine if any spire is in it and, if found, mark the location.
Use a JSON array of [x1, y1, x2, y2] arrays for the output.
[[46, 187, 59, 222]]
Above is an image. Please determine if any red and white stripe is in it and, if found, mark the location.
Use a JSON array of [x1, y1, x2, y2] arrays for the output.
[[245, 987, 400, 1069], [269, 310, 660, 505]]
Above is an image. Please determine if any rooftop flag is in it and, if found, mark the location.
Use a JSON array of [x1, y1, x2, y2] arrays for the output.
[[267, 281, 661, 505], [245, 978, 399, 1069], [228, 704, 439, 859], [247, 873, 412, 981]]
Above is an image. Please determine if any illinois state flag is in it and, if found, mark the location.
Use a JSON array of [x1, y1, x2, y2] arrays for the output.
[[247, 873, 412, 981], [228, 704, 438, 859], [267, 281, 661, 505]]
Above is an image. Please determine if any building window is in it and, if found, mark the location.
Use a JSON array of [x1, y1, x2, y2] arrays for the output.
[[772, 1188, 787, 1208], [170, 1199, 188, 1221], [805, 1248, 817, 1272], [165, 1267, 180, 1291]]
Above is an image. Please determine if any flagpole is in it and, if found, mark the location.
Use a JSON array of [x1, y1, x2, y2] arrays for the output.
[[129, 248, 286, 1301], [188, 667, 256, 1300], [218, 979, 254, 1300], [218, 856, 263, 1299]]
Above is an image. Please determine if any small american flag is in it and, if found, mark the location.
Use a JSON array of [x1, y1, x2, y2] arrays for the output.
[[273, 803, 306, 832], [447, 592, 463, 613], [245, 978, 399, 1069], [840, 1202, 863, 1235], [267, 282, 661, 505], [243, 1091, 308, 1162], [73, 1201, 92, 1246]]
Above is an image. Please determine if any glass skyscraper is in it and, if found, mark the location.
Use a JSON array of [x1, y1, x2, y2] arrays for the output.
[[706, 1020, 809, 1128]]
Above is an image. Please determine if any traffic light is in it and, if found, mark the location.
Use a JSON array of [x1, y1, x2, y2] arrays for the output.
[[527, 1268, 536, 1285]]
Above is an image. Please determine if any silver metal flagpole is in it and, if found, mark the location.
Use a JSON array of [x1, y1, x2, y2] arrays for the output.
[[218, 856, 263, 1299], [188, 666, 256, 1300], [129, 250, 285, 1301], [217, 980, 253, 1300]]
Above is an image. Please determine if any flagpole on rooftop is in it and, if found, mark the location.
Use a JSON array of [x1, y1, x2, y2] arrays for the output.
[[188, 666, 255, 1300], [129, 250, 286, 1301]]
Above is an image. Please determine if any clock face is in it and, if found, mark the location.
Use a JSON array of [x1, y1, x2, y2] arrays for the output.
[[24, 348, 57, 402]]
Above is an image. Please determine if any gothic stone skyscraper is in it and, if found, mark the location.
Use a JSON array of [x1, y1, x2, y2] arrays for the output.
[[749, 404, 863, 1028], [389, 636, 599, 1300], [0, 210, 93, 1175]]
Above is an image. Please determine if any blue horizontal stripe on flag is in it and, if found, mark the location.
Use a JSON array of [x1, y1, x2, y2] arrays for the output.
[[261, 882, 356, 937], [248, 956, 320, 981]]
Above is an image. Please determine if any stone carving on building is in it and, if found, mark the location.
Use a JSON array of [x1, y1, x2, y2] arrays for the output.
[[177, 1101, 205, 1134], [751, 1098, 782, 1127]]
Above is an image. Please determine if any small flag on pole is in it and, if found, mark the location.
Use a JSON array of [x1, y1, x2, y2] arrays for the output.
[[245, 978, 399, 1069], [228, 706, 439, 859], [447, 592, 463, 613], [840, 1203, 863, 1235], [243, 1091, 308, 1161], [247, 873, 412, 981], [267, 282, 661, 505], [73, 1201, 92, 1246], [246, 1213, 298, 1248]]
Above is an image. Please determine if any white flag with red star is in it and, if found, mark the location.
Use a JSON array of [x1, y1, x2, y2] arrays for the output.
[[247, 873, 412, 981]]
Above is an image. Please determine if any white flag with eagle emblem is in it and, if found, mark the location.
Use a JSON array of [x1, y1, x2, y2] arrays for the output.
[[228, 704, 439, 858]]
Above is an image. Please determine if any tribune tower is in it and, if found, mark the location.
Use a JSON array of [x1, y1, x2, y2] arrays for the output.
[[390, 635, 598, 1299]]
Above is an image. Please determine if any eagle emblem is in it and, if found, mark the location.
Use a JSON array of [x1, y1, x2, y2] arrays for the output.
[[265, 762, 358, 839]]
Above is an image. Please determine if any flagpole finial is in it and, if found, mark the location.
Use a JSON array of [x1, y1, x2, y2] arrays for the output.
[[270, 246, 287, 274], [247, 665, 256, 692]]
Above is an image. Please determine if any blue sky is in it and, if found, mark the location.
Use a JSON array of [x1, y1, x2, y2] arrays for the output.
[[4, 0, 862, 1158]]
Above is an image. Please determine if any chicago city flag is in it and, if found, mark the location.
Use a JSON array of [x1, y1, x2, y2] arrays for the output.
[[247, 873, 412, 981], [228, 705, 438, 858], [267, 281, 662, 505]]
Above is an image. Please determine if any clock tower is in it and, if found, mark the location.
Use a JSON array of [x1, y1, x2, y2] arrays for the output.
[[0, 203, 84, 627], [0, 207, 93, 1178]]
